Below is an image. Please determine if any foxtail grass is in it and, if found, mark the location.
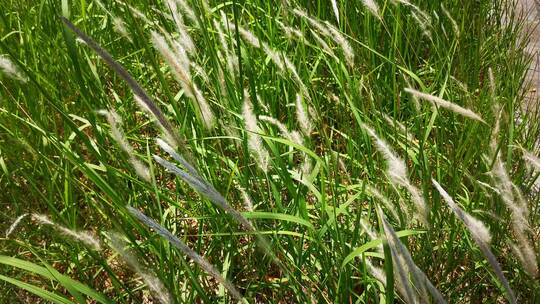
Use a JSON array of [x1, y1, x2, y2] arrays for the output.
[[432, 179, 517, 303]]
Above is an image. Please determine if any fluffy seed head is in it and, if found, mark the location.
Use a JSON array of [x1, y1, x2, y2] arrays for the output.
[[0, 55, 28, 82], [296, 94, 313, 135], [404, 88, 486, 123], [243, 94, 270, 172], [259, 115, 303, 146], [97, 109, 151, 182], [361, 123, 428, 224], [112, 17, 131, 41], [5, 213, 28, 238], [432, 180, 491, 243], [360, 0, 381, 19], [32, 214, 101, 251], [108, 233, 172, 304]]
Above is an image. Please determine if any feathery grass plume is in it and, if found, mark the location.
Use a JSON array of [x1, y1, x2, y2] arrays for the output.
[[292, 8, 355, 67], [222, 14, 310, 99], [156, 138, 200, 180], [166, 0, 195, 54], [153, 139, 288, 277], [280, 23, 305, 40], [432, 180, 491, 243], [243, 94, 270, 173], [97, 109, 151, 182], [61, 18, 184, 148], [309, 30, 336, 57], [410, 9, 432, 39], [236, 25, 261, 48], [381, 113, 416, 144], [521, 147, 540, 170], [381, 215, 447, 304], [126, 207, 245, 302], [404, 88, 486, 123], [489, 112, 538, 277], [190, 62, 210, 83], [259, 114, 312, 176], [365, 186, 401, 223], [31, 214, 101, 251], [0, 55, 28, 82], [213, 18, 238, 74], [324, 21, 355, 67], [112, 0, 153, 24], [432, 180, 517, 304], [390, 0, 432, 38], [151, 31, 215, 129], [112, 17, 132, 41], [441, 4, 459, 37], [172, 0, 200, 27], [359, 222, 412, 301], [361, 123, 428, 225], [360, 0, 381, 19], [239, 187, 254, 211], [292, 8, 331, 36], [259, 115, 303, 146], [296, 93, 313, 136], [5, 213, 28, 238], [108, 233, 172, 304]]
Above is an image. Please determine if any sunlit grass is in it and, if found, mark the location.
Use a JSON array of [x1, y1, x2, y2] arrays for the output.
[[1, 0, 539, 302]]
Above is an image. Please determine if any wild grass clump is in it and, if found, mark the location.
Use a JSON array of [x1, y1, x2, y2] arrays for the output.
[[1, 0, 539, 303]]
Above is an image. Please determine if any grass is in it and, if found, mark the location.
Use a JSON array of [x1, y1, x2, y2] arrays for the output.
[[1, 0, 540, 302]]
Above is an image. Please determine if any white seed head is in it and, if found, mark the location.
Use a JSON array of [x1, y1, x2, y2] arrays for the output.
[[432, 180, 491, 244], [296, 93, 313, 135], [243, 94, 270, 172], [108, 233, 172, 304], [0, 55, 28, 82], [32, 214, 101, 251], [97, 109, 151, 182], [330, 0, 340, 24], [404, 88, 486, 123], [324, 22, 355, 67], [5, 213, 29, 238], [360, 0, 381, 19], [361, 123, 428, 224], [113, 17, 131, 41]]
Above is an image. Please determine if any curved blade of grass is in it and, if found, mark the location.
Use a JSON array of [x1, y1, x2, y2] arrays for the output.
[[126, 206, 246, 302], [432, 179, 517, 304], [0, 274, 75, 304], [241, 211, 314, 229], [60, 17, 182, 147], [341, 230, 424, 268], [0, 256, 113, 304], [153, 155, 254, 230]]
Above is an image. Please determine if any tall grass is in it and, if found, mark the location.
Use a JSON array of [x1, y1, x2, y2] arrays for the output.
[[1, 0, 539, 303]]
